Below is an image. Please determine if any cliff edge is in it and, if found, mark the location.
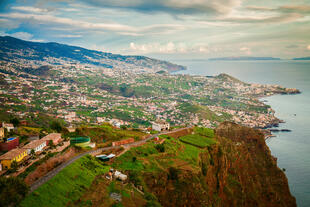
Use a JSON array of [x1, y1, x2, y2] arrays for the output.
[[144, 122, 296, 206]]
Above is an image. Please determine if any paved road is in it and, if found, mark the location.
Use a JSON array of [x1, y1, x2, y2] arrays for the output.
[[30, 127, 190, 192]]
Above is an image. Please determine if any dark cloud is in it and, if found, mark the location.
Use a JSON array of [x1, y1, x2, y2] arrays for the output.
[[78, 0, 241, 15], [247, 4, 310, 15]]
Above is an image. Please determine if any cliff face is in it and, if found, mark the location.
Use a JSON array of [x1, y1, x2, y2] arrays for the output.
[[144, 122, 296, 207]]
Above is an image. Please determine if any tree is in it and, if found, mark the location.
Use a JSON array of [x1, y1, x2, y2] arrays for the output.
[[48, 140, 55, 149], [155, 144, 165, 152], [11, 160, 18, 172], [30, 149, 36, 158], [10, 117, 20, 127], [49, 120, 63, 132], [0, 177, 29, 206], [168, 167, 179, 180]]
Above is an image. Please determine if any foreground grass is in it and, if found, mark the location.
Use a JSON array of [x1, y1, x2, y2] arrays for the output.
[[179, 134, 215, 148], [20, 155, 109, 207]]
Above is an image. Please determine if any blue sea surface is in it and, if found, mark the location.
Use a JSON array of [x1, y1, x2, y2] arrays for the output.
[[174, 60, 310, 207]]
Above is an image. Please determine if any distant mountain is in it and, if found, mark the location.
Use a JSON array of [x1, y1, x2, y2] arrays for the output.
[[208, 56, 281, 61], [292, 57, 310, 60], [0, 36, 186, 72]]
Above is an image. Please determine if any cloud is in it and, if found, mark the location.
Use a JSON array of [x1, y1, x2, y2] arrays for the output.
[[221, 13, 302, 24], [278, 5, 310, 14], [8, 31, 45, 42], [11, 6, 49, 13], [55, 34, 82, 38], [10, 32, 33, 40], [80, 0, 242, 15], [240, 46, 251, 55], [0, 12, 185, 36], [286, 45, 299, 49], [128, 42, 210, 54], [247, 4, 310, 15], [0, 18, 19, 29]]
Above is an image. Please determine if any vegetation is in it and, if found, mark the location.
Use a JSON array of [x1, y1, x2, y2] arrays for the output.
[[0, 177, 29, 207], [20, 155, 109, 207], [179, 134, 215, 148], [194, 127, 214, 138]]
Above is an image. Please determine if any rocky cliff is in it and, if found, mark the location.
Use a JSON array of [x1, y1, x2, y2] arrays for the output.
[[143, 122, 296, 207]]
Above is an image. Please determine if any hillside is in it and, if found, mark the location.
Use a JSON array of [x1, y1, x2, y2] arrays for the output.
[[292, 57, 310, 60], [0, 36, 186, 72], [21, 124, 296, 207], [209, 56, 281, 61]]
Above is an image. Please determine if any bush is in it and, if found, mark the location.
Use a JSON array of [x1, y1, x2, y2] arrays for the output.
[[128, 171, 142, 186], [155, 144, 165, 152], [168, 167, 179, 181], [0, 177, 29, 206]]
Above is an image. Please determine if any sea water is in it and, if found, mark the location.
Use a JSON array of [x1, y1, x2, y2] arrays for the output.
[[173, 60, 310, 207]]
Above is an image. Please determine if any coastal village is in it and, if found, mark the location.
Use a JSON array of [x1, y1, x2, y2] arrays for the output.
[[0, 60, 299, 132]]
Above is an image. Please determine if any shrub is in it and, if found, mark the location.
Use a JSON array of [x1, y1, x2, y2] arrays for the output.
[[168, 167, 179, 180], [0, 177, 29, 206], [155, 144, 165, 152]]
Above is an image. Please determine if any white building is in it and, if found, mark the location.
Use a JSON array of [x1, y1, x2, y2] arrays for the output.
[[97, 117, 105, 124], [2, 123, 14, 132], [22, 139, 47, 155], [114, 170, 127, 181], [152, 120, 170, 131]]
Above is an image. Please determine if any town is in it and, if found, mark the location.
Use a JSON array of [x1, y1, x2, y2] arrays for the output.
[[0, 60, 299, 133]]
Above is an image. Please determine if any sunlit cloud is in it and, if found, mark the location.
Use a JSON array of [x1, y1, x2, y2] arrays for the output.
[[0, 0, 309, 59]]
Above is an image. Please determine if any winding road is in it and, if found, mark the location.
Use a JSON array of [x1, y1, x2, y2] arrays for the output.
[[30, 127, 190, 192]]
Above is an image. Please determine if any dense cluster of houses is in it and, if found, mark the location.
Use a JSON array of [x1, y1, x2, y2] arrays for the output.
[[0, 133, 62, 170]]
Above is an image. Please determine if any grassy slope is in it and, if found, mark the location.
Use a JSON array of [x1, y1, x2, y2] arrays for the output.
[[113, 128, 216, 173], [179, 134, 215, 148], [20, 155, 109, 207]]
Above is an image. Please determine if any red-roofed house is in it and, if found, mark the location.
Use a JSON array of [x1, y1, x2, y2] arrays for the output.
[[41, 133, 62, 145]]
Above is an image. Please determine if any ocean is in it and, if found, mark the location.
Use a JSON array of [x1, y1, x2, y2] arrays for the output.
[[173, 60, 310, 207]]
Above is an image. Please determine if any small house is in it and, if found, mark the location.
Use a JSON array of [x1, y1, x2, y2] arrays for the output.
[[152, 120, 170, 131], [0, 137, 19, 152], [2, 123, 14, 132], [0, 148, 27, 169], [41, 133, 62, 145], [22, 139, 47, 155], [114, 170, 127, 181], [96, 153, 115, 161], [0, 128, 4, 139]]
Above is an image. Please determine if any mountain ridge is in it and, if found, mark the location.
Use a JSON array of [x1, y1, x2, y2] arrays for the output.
[[0, 36, 186, 72]]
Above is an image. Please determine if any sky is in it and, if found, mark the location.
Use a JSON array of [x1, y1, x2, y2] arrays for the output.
[[0, 0, 310, 60]]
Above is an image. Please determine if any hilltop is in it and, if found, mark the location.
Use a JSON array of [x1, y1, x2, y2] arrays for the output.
[[0, 36, 186, 73]]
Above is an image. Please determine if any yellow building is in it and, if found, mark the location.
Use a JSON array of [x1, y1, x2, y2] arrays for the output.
[[0, 127, 4, 139], [0, 148, 27, 169]]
